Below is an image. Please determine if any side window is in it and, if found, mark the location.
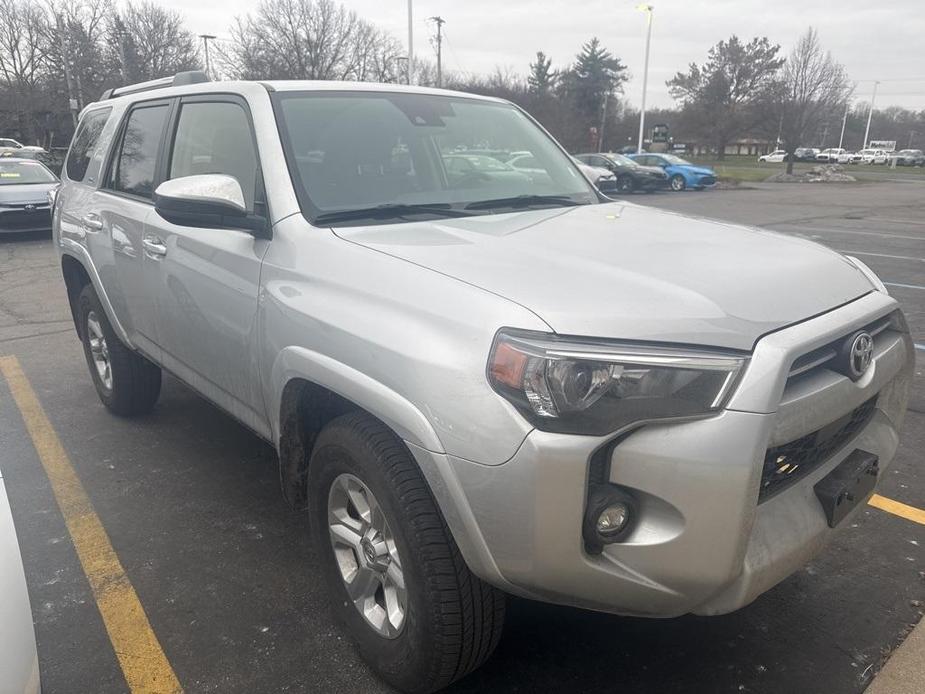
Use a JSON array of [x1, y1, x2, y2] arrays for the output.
[[168, 101, 259, 210], [110, 104, 169, 198], [66, 108, 111, 182]]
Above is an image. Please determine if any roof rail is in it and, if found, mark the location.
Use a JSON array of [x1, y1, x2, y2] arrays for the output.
[[100, 70, 210, 100]]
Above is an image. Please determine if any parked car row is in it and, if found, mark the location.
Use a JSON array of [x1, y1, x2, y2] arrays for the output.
[[0, 138, 48, 159], [759, 147, 923, 166]]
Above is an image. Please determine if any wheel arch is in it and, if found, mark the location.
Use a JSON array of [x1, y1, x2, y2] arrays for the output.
[[270, 346, 446, 509], [59, 243, 134, 347]]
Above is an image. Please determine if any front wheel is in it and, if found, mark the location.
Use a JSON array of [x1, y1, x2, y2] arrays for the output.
[[670, 174, 687, 191], [616, 175, 635, 193], [308, 412, 505, 693]]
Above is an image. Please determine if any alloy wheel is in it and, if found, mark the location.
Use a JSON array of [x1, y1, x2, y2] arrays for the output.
[[327, 473, 407, 638], [86, 311, 112, 390]]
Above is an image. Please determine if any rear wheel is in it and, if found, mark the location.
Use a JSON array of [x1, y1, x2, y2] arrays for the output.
[[670, 174, 686, 191], [77, 285, 161, 416], [308, 412, 505, 693]]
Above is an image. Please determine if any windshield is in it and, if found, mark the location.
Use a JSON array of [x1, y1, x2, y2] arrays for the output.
[[0, 160, 56, 185], [661, 154, 692, 165], [607, 153, 637, 167], [273, 91, 597, 225]]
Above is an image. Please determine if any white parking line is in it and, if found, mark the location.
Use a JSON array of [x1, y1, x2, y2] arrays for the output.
[[772, 225, 923, 241], [836, 250, 924, 262], [885, 281, 925, 291]]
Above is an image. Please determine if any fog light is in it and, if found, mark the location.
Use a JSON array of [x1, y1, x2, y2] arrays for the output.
[[583, 484, 636, 552], [596, 504, 629, 537]]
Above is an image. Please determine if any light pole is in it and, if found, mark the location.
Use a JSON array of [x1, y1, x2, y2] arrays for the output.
[[407, 0, 414, 85], [837, 99, 849, 151], [635, 4, 654, 154], [199, 34, 216, 79], [862, 80, 879, 149]]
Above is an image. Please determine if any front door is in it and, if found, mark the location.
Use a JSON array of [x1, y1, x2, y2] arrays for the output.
[[145, 96, 270, 434]]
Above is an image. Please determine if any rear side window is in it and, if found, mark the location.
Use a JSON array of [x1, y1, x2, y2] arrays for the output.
[[168, 101, 259, 210], [66, 108, 111, 182], [110, 104, 169, 199]]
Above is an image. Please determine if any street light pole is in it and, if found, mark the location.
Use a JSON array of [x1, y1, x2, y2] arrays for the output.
[[199, 34, 216, 79], [635, 4, 654, 154], [862, 80, 879, 149], [837, 99, 849, 151], [407, 0, 414, 85]]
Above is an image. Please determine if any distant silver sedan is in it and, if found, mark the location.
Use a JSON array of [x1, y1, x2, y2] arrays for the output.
[[0, 467, 40, 694], [0, 158, 59, 233]]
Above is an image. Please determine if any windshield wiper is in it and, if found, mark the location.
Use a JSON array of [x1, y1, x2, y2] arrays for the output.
[[464, 194, 588, 211], [314, 202, 476, 225]]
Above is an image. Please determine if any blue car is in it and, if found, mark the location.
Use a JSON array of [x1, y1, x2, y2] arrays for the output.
[[628, 153, 717, 191]]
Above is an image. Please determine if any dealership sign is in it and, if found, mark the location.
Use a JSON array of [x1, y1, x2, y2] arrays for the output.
[[869, 140, 896, 151]]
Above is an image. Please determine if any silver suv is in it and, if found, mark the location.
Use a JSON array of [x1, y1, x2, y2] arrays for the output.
[[55, 72, 914, 693]]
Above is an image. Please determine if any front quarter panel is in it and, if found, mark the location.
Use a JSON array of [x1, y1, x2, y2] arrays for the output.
[[260, 216, 550, 464]]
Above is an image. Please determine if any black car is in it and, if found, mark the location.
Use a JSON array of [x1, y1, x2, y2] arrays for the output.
[[0, 158, 58, 233], [574, 152, 670, 193]]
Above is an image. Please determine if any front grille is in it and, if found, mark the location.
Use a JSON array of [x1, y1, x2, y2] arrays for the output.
[[759, 396, 878, 502], [0, 206, 50, 230], [700, 176, 716, 186], [786, 314, 892, 383]]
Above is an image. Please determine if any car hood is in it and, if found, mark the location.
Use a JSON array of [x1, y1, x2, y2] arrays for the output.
[[0, 183, 56, 205], [678, 165, 715, 175], [334, 202, 873, 350]]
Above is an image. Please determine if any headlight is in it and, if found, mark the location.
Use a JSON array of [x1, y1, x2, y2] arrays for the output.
[[488, 330, 748, 435], [844, 255, 888, 294]]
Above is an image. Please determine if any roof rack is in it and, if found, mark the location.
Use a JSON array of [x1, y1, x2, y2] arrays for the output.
[[100, 71, 210, 100]]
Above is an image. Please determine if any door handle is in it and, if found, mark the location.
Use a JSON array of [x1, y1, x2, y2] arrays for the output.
[[142, 235, 167, 259], [81, 214, 103, 231]]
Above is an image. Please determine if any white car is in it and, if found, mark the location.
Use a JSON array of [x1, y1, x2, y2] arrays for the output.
[[758, 150, 789, 163], [0, 138, 47, 157], [857, 149, 889, 165], [0, 468, 40, 694], [815, 148, 851, 164]]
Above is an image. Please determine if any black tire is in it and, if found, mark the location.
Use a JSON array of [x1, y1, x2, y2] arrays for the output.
[[616, 175, 635, 193], [308, 412, 505, 694], [670, 174, 686, 191], [77, 284, 161, 416]]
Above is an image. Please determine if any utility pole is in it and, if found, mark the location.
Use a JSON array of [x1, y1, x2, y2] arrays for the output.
[[407, 0, 414, 85], [429, 16, 445, 88], [837, 100, 849, 150], [599, 95, 608, 152], [56, 13, 79, 127], [199, 34, 217, 79], [862, 81, 879, 149], [635, 4, 654, 154]]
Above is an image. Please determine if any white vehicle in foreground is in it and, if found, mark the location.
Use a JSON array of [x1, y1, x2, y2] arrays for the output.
[[758, 150, 789, 163], [0, 467, 40, 694], [815, 148, 852, 164]]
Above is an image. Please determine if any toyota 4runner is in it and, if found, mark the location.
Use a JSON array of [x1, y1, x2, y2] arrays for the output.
[[54, 72, 914, 693]]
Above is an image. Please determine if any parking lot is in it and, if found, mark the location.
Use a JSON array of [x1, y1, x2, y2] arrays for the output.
[[1, 180, 923, 693]]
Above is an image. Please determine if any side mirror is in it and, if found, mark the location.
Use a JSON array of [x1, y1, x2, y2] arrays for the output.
[[154, 174, 266, 235]]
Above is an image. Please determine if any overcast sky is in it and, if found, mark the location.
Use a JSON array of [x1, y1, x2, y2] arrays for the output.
[[166, 0, 925, 111]]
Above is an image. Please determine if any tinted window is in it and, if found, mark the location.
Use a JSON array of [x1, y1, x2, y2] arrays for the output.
[[111, 105, 168, 198], [169, 101, 258, 209], [66, 108, 111, 182]]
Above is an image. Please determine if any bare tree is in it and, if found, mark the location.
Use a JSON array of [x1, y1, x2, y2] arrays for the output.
[[110, 1, 200, 82], [0, 0, 50, 142], [226, 0, 403, 82], [773, 28, 852, 173]]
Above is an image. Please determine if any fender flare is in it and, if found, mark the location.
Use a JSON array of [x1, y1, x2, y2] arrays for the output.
[[269, 345, 445, 454], [59, 238, 135, 348]]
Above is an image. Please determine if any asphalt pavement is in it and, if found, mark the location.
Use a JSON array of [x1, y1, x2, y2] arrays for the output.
[[0, 180, 922, 694]]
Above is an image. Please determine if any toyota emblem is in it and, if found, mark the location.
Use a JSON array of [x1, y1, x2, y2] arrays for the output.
[[24, 204, 35, 211], [848, 331, 874, 379]]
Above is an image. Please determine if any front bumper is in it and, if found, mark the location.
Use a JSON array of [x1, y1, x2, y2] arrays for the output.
[[412, 292, 914, 617]]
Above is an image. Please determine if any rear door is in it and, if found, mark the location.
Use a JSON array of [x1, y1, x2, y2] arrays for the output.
[[95, 99, 174, 357], [145, 94, 270, 433]]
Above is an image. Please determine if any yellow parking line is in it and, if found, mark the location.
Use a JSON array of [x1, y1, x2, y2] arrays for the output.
[[0, 355, 182, 694], [869, 493, 925, 526]]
